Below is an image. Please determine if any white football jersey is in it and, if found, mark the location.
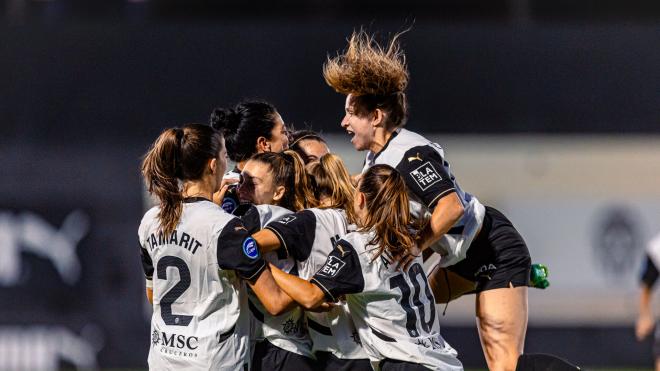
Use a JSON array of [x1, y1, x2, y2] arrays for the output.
[[362, 128, 485, 268], [240, 204, 314, 358], [265, 208, 367, 360], [310, 231, 464, 371], [138, 198, 266, 370]]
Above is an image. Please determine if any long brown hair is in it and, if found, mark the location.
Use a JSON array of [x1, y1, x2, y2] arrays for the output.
[[141, 123, 223, 236], [358, 164, 423, 263], [306, 153, 358, 223], [323, 29, 409, 128], [249, 150, 317, 211]]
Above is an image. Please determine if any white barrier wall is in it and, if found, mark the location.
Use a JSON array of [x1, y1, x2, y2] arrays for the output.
[[324, 134, 660, 325]]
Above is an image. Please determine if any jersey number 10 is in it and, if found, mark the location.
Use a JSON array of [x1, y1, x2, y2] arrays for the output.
[[389, 262, 436, 338]]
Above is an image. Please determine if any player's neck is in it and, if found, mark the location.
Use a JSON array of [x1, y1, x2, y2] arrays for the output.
[[369, 127, 396, 154], [182, 180, 214, 201]]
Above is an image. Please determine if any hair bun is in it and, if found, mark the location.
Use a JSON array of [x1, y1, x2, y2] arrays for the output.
[[210, 107, 240, 133]]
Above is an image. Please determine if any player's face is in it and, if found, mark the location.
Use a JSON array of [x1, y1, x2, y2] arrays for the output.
[[238, 160, 278, 205], [341, 94, 375, 151], [268, 113, 290, 153], [297, 139, 330, 163]]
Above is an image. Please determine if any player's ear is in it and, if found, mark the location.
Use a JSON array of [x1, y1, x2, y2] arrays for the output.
[[372, 108, 385, 128], [256, 136, 271, 153], [208, 158, 217, 174], [272, 185, 285, 202]]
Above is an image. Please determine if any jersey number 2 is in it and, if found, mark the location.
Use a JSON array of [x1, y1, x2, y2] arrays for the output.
[[389, 262, 436, 337], [157, 256, 193, 326]]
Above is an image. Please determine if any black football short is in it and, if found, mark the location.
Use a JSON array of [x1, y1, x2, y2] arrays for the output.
[[448, 206, 531, 292], [315, 351, 372, 371], [251, 339, 315, 371]]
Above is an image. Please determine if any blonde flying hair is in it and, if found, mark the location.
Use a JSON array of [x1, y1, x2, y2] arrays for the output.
[[323, 29, 410, 128], [306, 153, 358, 224]]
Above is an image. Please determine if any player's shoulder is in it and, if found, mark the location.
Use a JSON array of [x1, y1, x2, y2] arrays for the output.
[[138, 206, 161, 237], [185, 200, 237, 234], [648, 232, 660, 254], [379, 129, 438, 166]]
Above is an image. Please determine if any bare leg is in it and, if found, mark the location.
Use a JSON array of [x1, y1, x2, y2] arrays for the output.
[[655, 357, 660, 371], [427, 266, 475, 304], [475, 285, 528, 371]]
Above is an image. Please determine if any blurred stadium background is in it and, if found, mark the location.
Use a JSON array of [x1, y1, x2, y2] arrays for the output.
[[2, 0, 660, 369]]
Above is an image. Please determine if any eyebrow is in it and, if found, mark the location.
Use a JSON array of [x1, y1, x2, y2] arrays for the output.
[[241, 171, 262, 182]]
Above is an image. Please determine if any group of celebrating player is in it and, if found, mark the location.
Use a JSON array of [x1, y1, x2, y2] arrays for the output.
[[138, 31, 578, 371]]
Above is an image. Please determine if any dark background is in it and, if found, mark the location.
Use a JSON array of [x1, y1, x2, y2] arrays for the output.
[[1, 1, 659, 368]]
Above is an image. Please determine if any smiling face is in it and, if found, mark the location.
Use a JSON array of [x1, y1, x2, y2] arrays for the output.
[[340, 94, 376, 151], [237, 159, 282, 205]]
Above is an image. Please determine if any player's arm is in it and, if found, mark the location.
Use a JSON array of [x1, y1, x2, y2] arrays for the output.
[[248, 267, 297, 315], [271, 239, 365, 310], [396, 147, 463, 251], [637, 254, 658, 340], [418, 193, 464, 251], [216, 218, 294, 316], [258, 210, 317, 259], [269, 263, 326, 310], [139, 244, 154, 304]]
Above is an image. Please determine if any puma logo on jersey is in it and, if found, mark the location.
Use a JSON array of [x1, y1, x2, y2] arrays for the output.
[[234, 226, 247, 232], [407, 153, 423, 162], [277, 215, 297, 225], [336, 244, 347, 257]]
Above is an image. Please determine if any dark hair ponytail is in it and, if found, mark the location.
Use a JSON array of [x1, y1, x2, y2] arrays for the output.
[[358, 164, 424, 263], [209, 100, 279, 163], [142, 123, 224, 236]]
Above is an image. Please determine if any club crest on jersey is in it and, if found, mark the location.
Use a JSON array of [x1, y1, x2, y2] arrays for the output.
[[277, 215, 297, 225], [409, 162, 442, 191], [242, 237, 259, 259], [318, 256, 346, 277]]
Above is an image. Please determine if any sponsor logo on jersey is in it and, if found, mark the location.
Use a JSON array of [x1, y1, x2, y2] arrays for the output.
[[409, 162, 442, 191], [152, 330, 199, 358], [276, 215, 297, 225], [242, 237, 259, 259], [318, 255, 346, 277], [221, 197, 237, 213]]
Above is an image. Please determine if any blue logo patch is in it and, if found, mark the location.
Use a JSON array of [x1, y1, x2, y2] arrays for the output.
[[242, 237, 259, 259], [221, 197, 237, 213]]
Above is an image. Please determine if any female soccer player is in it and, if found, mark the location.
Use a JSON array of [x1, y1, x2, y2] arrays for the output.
[[236, 150, 317, 371], [289, 129, 330, 164], [138, 124, 291, 370], [251, 153, 371, 370], [209, 100, 290, 212], [323, 30, 530, 371], [266, 164, 463, 371]]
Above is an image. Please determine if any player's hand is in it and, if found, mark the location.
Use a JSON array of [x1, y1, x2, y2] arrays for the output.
[[635, 313, 655, 341], [396, 244, 422, 271], [307, 302, 335, 313], [212, 178, 239, 205]]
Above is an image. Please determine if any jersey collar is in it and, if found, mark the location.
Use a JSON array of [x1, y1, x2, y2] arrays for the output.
[[368, 128, 401, 164]]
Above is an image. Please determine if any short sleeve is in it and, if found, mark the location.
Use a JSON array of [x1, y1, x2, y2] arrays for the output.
[[217, 218, 266, 282], [310, 239, 364, 302], [395, 146, 456, 209], [239, 205, 263, 234], [264, 210, 317, 261], [641, 254, 659, 288], [139, 245, 154, 281]]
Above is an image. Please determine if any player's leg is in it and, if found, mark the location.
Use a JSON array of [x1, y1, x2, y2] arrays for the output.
[[473, 206, 531, 371], [379, 358, 432, 371], [476, 285, 528, 371], [427, 265, 475, 304]]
